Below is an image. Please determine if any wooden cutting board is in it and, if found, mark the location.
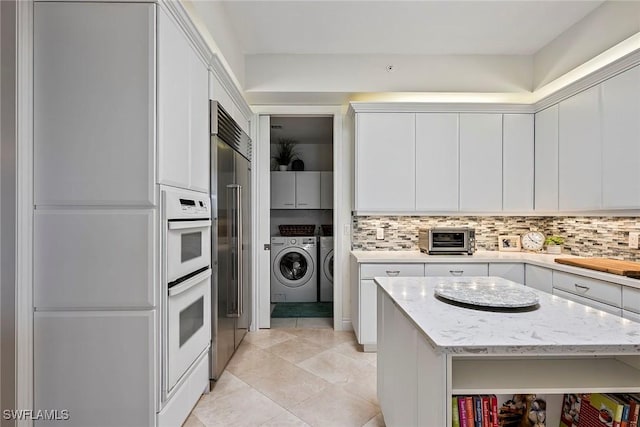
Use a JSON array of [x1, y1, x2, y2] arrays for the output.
[[555, 257, 640, 278]]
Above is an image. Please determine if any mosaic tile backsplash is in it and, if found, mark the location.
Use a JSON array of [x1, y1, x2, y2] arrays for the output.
[[352, 216, 640, 261]]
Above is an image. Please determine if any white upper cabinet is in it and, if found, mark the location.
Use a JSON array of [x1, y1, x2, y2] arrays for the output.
[[188, 50, 210, 193], [459, 114, 503, 211], [534, 105, 559, 211], [503, 114, 534, 212], [415, 113, 459, 211], [320, 171, 334, 209], [296, 172, 321, 209], [271, 172, 296, 209], [601, 65, 640, 209], [558, 85, 602, 211], [355, 113, 416, 212], [270, 172, 321, 209], [158, 8, 209, 193], [34, 2, 156, 206]]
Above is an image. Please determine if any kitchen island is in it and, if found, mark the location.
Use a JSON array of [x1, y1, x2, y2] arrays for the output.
[[374, 276, 640, 426]]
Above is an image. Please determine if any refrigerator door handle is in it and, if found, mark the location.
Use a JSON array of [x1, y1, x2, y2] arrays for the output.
[[226, 184, 242, 318]]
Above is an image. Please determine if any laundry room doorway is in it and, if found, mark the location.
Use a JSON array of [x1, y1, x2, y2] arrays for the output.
[[254, 107, 344, 330]]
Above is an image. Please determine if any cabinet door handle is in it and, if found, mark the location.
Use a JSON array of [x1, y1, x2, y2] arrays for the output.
[[386, 270, 400, 277], [450, 270, 464, 276], [574, 283, 590, 292], [284, 203, 294, 206], [298, 203, 308, 206]]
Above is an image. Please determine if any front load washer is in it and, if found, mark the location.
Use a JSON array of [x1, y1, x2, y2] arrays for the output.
[[271, 236, 318, 302], [319, 236, 333, 302]]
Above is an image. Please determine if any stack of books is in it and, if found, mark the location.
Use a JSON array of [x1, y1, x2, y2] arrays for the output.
[[560, 393, 640, 427], [452, 395, 499, 427]]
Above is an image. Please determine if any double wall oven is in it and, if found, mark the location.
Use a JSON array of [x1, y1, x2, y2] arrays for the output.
[[161, 187, 212, 398]]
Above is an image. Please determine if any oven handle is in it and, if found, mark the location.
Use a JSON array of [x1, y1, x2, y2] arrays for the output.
[[168, 268, 211, 297], [168, 220, 212, 230]]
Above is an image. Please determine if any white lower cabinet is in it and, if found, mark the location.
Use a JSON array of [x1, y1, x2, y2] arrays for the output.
[[34, 311, 156, 426], [352, 261, 424, 351], [524, 264, 553, 293], [552, 270, 622, 308], [623, 286, 640, 315], [425, 263, 488, 277], [623, 309, 640, 323], [489, 263, 524, 284]]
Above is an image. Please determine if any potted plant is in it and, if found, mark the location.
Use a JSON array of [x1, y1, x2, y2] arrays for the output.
[[544, 235, 565, 254], [273, 138, 298, 171]]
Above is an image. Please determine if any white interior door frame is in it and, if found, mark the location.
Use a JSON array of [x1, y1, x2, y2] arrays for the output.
[[252, 105, 345, 330]]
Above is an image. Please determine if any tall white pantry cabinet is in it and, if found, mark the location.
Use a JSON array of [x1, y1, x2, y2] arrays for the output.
[[33, 2, 208, 425]]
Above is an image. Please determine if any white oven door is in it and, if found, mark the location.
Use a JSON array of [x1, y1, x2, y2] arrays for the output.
[[166, 220, 211, 283], [168, 268, 211, 390]]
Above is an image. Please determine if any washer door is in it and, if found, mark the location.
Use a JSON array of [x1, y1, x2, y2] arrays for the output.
[[274, 248, 315, 287], [323, 250, 334, 284]]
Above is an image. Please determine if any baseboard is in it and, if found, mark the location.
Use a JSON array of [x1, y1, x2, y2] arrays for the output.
[[341, 318, 353, 332]]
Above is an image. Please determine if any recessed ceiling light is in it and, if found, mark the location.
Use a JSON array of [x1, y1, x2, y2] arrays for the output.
[[386, 65, 395, 72]]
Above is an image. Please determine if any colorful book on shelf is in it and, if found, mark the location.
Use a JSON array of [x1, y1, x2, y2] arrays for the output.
[[609, 394, 631, 427], [453, 396, 461, 427], [579, 393, 626, 427], [458, 396, 469, 427], [481, 395, 490, 427], [465, 396, 475, 427], [489, 395, 498, 427], [625, 394, 640, 427], [474, 395, 483, 427], [560, 394, 582, 427]]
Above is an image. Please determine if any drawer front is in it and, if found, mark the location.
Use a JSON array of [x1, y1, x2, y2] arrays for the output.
[[552, 271, 622, 307], [360, 263, 424, 280], [623, 309, 640, 323], [553, 289, 622, 316], [622, 286, 640, 314], [425, 263, 488, 277]]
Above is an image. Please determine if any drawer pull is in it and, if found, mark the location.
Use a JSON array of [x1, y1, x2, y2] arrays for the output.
[[450, 270, 464, 276], [574, 284, 590, 292], [386, 270, 400, 277]]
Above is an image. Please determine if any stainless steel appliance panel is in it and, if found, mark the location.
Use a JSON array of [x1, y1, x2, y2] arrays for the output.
[[235, 154, 251, 348], [211, 139, 236, 381], [210, 100, 252, 383]]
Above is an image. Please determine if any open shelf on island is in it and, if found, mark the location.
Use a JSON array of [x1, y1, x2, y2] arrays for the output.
[[452, 356, 640, 395]]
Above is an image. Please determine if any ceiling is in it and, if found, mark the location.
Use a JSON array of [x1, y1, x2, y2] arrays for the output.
[[217, 0, 603, 56]]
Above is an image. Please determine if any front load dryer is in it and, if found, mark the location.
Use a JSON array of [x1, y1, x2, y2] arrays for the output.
[[271, 236, 318, 302], [319, 236, 333, 302]]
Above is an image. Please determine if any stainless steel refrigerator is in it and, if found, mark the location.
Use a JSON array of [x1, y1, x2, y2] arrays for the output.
[[209, 101, 252, 383]]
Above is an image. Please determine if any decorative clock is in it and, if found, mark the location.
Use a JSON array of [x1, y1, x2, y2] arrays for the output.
[[521, 231, 545, 252]]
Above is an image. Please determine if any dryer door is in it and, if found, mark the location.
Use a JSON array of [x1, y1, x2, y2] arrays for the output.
[[274, 248, 315, 287], [323, 250, 334, 284]]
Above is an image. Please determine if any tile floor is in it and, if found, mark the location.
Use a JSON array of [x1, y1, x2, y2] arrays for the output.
[[184, 319, 385, 427]]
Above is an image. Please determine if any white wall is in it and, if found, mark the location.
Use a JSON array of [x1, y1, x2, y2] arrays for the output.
[[533, 1, 640, 89], [183, 0, 246, 87], [270, 143, 333, 171], [246, 54, 533, 94]]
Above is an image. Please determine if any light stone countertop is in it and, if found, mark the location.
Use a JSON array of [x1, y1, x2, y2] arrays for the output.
[[351, 250, 640, 289], [375, 275, 640, 355]]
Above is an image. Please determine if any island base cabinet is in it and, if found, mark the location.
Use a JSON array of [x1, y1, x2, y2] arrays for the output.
[[360, 280, 377, 350], [377, 288, 446, 427], [376, 285, 640, 427]]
